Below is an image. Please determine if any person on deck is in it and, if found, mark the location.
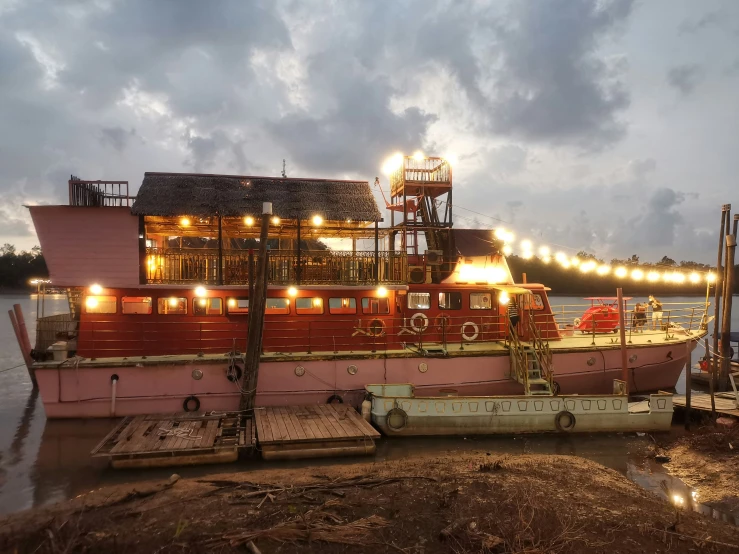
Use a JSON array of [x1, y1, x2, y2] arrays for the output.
[[647, 295, 663, 330], [632, 302, 647, 333], [507, 296, 520, 328]]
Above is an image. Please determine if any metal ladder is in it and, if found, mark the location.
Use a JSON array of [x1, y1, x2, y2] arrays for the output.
[[507, 321, 553, 396]]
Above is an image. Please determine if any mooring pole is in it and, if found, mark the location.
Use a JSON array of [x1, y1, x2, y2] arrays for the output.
[[712, 206, 728, 391], [240, 203, 272, 412], [706, 338, 715, 419], [8, 309, 36, 388], [617, 288, 629, 393], [684, 340, 692, 430], [720, 233, 736, 389]]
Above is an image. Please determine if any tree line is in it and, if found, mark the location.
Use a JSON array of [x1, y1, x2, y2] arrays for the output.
[[0, 244, 48, 290], [506, 253, 738, 296]]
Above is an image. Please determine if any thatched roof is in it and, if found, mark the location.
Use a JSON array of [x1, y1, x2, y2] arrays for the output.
[[131, 172, 382, 222]]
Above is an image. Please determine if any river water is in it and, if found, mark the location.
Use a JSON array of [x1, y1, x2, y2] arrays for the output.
[[0, 293, 736, 516]]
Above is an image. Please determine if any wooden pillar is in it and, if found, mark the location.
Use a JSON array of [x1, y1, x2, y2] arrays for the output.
[[617, 288, 629, 393], [374, 221, 380, 283], [296, 218, 301, 285], [720, 233, 736, 388], [9, 308, 36, 388], [684, 340, 692, 430], [522, 272, 527, 284], [712, 206, 728, 391], [217, 215, 223, 285], [138, 215, 147, 284], [240, 203, 272, 411]]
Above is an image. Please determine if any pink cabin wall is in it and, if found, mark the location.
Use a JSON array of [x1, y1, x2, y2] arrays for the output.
[[29, 206, 140, 287]]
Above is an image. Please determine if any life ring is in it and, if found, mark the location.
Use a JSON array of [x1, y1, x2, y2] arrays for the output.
[[554, 410, 576, 432], [226, 362, 243, 383], [410, 313, 429, 333], [434, 314, 451, 332], [573, 317, 582, 327], [183, 395, 200, 412], [386, 407, 408, 431], [326, 394, 343, 404], [461, 321, 479, 342], [367, 318, 386, 337]]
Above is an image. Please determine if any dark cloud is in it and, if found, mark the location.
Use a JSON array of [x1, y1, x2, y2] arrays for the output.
[[667, 64, 703, 95], [490, 0, 633, 148], [100, 127, 137, 152], [679, 10, 725, 35]]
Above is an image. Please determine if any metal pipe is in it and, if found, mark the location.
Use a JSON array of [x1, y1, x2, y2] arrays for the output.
[[617, 288, 629, 393], [712, 206, 728, 391], [110, 374, 119, 417]]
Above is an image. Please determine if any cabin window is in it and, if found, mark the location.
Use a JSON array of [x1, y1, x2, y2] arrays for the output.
[[193, 297, 223, 316], [408, 292, 430, 310], [121, 296, 152, 314], [362, 297, 390, 315], [438, 292, 462, 310], [296, 297, 324, 315], [329, 297, 357, 315], [226, 297, 249, 314], [158, 297, 187, 315], [470, 292, 492, 310], [85, 295, 116, 314], [266, 298, 290, 315]]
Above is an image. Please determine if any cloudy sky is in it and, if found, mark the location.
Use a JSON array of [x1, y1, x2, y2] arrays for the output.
[[1, 0, 737, 264]]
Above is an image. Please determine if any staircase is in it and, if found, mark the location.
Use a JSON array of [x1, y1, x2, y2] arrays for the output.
[[507, 315, 555, 396]]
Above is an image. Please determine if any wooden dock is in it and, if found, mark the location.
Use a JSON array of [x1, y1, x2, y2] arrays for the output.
[[91, 412, 255, 469], [673, 392, 739, 418], [254, 404, 380, 460]]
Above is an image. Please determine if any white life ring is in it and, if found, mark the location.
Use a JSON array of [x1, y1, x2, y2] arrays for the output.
[[573, 317, 582, 327], [461, 321, 479, 341], [410, 313, 429, 333]]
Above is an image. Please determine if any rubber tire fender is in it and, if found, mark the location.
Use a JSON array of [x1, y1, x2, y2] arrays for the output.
[[554, 410, 576, 432], [183, 395, 201, 412], [326, 394, 344, 404], [386, 407, 408, 431]]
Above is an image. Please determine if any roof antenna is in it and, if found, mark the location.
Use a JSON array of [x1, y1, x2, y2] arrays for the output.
[[281, 159, 287, 178]]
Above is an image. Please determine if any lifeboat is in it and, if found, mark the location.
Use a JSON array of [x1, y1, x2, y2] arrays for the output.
[[574, 297, 631, 334]]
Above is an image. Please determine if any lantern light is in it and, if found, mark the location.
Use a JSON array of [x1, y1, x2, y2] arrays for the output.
[[244, 216, 254, 226], [597, 265, 611, 276], [179, 217, 191, 227], [521, 239, 532, 251], [377, 286, 388, 297], [706, 272, 717, 283], [413, 150, 425, 161], [499, 291, 510, 305], [271, 216, 280, 225], [287, 287, 298, 297], [647, 271, 660, 282], [312, 215, 323, 226], [614, 267, 628, 278], [689, 272, 701, 284], [631, 269, 644, 281], [381, 152, 404, 175], [195, 286, 207, 297], [539, 246, 550, 257], [169, 297, 178, 307], [85, 297, 99, 309], [502, 245, 513, 256], [90, 283, 103, 295]]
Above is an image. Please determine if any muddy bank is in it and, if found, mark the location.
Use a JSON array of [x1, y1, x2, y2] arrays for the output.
[[1, 452, 737, 553], [664, 421, 739, 517]]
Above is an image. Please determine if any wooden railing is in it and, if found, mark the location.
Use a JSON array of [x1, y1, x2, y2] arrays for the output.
[[526, 312, 554, 390], [145, 248, 406, 285], [69, 178, 131, 207]]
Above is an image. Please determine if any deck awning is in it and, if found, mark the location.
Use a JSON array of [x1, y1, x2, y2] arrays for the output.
[[490, 285, 532, 295]]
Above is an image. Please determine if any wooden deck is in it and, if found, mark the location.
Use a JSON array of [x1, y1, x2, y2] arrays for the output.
[[91, 412, 255, 468], [254, 404, 380, 460], [673, 392, 739, 418]]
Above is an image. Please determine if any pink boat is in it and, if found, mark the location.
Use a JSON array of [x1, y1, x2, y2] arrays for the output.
[[12, 159, 708, 418]]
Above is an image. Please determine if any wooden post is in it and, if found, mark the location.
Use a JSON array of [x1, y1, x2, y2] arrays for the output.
[[296, 218, 301, 285], [217, 215, 223, 286], [248, 249, 255, 307], [706, 338, 715, 419], [712, 206, 728, 391], [522, 272, 527, 284], [8, 309, 36, 388], [240, 203, 272, 411], [720, 233, 736, 389], [684, 341, 692, 430], [374, 221, 379, 283], [617, 288, 629, 393]]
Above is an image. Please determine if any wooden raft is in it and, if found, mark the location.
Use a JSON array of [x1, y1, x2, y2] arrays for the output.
[[91, 412, 255, 469], [673, 392, 739, 418], [254, 405, 380, 460]]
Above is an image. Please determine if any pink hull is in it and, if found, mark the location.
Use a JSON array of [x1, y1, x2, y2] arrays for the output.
[[34, 340, 695, 418]]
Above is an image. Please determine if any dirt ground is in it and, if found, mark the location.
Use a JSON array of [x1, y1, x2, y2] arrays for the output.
[[1, 451, 738, 554], [663, 419, 739, 516]]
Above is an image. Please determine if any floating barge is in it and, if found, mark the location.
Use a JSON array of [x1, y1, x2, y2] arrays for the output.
[[91, 412, 254, 469], [366, 382, 674, 435], [254, 404, 380, 461]]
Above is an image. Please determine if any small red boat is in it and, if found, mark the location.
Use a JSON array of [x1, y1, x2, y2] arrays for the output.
[[574, 297, 631, 334]]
